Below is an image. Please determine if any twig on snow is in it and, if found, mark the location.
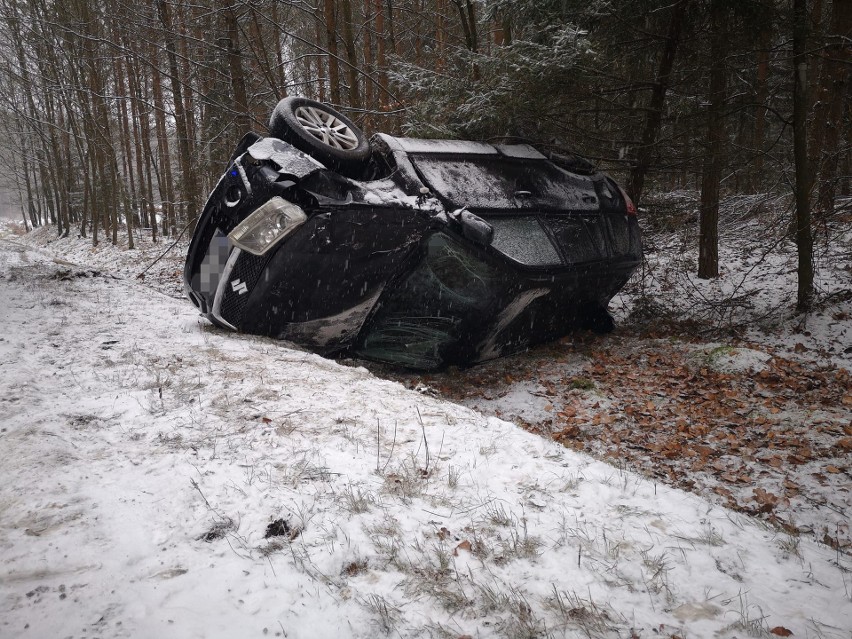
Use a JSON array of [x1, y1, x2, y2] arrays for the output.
[[417, 406, 430, 475], [136, 218, 193, 280]]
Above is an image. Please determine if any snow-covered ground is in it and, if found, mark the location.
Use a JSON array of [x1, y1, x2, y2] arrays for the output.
[[1, 216, 851, 638], [613, 192, 852, 369], [387, 193, 851, 557]]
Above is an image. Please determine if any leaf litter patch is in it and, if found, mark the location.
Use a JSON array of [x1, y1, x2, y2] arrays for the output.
[[400, 335, 851, 552]]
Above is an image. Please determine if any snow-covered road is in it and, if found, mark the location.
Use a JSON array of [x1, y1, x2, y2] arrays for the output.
[[1, 238, 850, 639]]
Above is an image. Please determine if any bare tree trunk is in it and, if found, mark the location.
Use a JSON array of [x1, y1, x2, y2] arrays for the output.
[[415, 0, 424, 64], [8, 0, 48, 229], [180, 10, 198, 153], [271, 3, 288, 93], [76, 0, 118, 245], [79, 155, 90, 238], [815, 0, 852, 215], [17, 181, 29, 231], [841, 138, 852, 197], [793, 0, 814, 311], [151, 48, 176, 237], [375, 0, 387, 103], [385, 0, 397, 55], [453, 0, 478, 53], [247, 8, 284, 115], [58, 107, 76, 228], [91, 149, 101, 247], [324, 0, 342, 103], [455, 0, 479, 79], [314, 9, 328, 102], [363, 0, 374, 113], [436, 0, 446, 71], [125, 49, 158, 241], [698, 0, 728, 280], [341, 0, 362, 109], [35, 151, 54, 228], [752, 24, 771, 191], [158, 0, 199, 230], [21, 156, 35, 228], [113, 53, 136, 249], [225, 2, 251, 132], [808, 0, 825, 120], [42, 93, 70, 237], [627, 0, 687, 205]]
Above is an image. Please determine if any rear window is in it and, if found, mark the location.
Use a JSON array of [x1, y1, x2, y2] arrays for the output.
[[411, 156, 599, 212]]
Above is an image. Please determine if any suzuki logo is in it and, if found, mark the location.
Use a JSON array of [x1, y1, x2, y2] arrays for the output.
[[230, 279, 248, 295]]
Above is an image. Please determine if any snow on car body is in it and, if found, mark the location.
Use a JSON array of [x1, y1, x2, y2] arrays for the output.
[[184, 98, 641, 369]]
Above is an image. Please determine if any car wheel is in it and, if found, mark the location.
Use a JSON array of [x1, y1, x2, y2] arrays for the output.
[[268, 96, 370, 174], [581, 305, 616, 334], [228, 131, 262, 166]]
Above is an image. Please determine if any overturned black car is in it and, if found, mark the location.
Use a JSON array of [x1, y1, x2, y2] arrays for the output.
[[184, 97, 641, 369]]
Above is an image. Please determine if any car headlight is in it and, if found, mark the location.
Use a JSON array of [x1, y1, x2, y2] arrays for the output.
[[228, 196, 307, 255]]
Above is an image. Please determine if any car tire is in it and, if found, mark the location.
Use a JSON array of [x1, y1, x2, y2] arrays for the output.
[[228, 131, 262, 166], [581, 305, 616, 334], [268, 97, 370, 175]]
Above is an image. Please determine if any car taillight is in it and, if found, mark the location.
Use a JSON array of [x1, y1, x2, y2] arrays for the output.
[[618, 187, 637, 216]]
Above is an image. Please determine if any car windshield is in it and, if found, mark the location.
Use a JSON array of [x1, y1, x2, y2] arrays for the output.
[[410, 156, 600, 212]]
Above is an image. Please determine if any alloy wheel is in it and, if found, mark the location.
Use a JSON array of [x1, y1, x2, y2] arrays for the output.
[[294, 106, 360, 150]]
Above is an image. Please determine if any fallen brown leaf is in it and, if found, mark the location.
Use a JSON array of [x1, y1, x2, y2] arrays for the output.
[[766, 456, 783, 468], [754, 488, 780, 507], [837, 437, 852, 450]]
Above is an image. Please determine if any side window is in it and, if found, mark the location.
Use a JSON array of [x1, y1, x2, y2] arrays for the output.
[[487, 217, 562, 267], [548, 218, 608, 264]]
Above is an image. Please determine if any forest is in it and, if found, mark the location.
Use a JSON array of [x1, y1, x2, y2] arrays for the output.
[[0, 0, 849, 312], [1, 3, 851, 634]]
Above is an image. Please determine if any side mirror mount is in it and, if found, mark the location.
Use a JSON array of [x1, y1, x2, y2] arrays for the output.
[[452, 208, 493, 246]]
